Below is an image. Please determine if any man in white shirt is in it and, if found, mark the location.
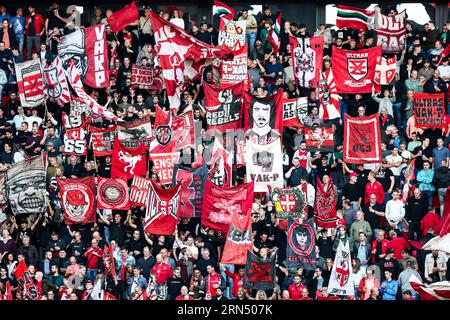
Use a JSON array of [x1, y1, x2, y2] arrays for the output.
[[398, 141, 412, 172], [437, 57, 450, 83], [25, 108, 43, 131], [386, 147, 403, 187], [385, 189, 405, 230], [173, 233, 199, 260]]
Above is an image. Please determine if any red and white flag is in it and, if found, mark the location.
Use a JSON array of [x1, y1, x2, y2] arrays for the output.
[[319, 68, 340, 120], [66, 62, 118, 121], [57, 177, 97, 225], [409, 274, 450, 300], [106, 1, 139, 33], [149, 152, 180, 185], [268, 14, 282, 55], [422, 187, 450, 253], [111, 139, 147, 179], [97, 177, 130, 210], [209, 137, 233, 187], [290, 36, 324, 88], [130, 176, 151, 207], [343, 114, 382, 164], [144, 180, 182, 235], [150, 11, 233, 110], [90, 125, 116, 157], [374, 55, 397, 85], [15, 59, 45, 107], [59, 24, 110, 88], [42, 56, 70, 105]]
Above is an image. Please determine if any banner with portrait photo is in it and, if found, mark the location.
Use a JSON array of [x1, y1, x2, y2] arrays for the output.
[[57, 177, 96, 225], [245, 138, 284, 193], [304, 123, 335, 152], [5, 156, 48, 215], [117, 115, 152, 149], [244, 90, 284, 144], [287, 217, 317, 270], [282, 97, 308, 128], [343, 114, 382, 164], [413, 93, 446, 129], [204, 82, 244, 132]]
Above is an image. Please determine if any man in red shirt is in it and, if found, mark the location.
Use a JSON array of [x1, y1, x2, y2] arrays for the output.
[[202, 265, 226, 300], [371, 230, 390, 264], [25, 5, 45, 60], [365, 172, 385, 205], [288, 275, 305, 300], [151, 253, 173, 285], [83, 239, 103, 281], [387, 230, 409, 260], [222, 265, 245, 298]]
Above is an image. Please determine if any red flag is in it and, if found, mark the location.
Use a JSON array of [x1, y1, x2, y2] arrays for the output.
[[111, 139, 147, 179], [57, 177, 97, 225], [374, 55, 397, 85], [319, 68, 341, 120], [107, 1, 139, 33], [314, 177, 337, 228], [343, 114, 382, 164], [14, 259, 27, 280], [149, 152, 180, 185], [282, 97, 308, 128], [3, 281, 12, 300], [221, 208, 253, 264], [150, 107, 176, 154], [413, 93, 446, 129], [97, 177, 130, 210], [204, 82, 244, 132], [202, 180, 254, 236], [144, 180, 182, 235], [130, 176, 151, 207], [150, 11, 233, 110], [290, 37, 324, 88], [332, 45, 382, 93], [102, 291, 118, 300], [409, 274, 450, 300], [304, 123, 335, 152], [90, 125, 116, 157], [103, 245, 117, 277], [422, 187, 450, 253]]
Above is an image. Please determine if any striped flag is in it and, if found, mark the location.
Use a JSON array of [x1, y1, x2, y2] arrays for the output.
[[409, 274, 450, 300], [268, 14, 282, 55], [336, 5, 374, 31], [214, 0, 235, 21], [319, 68, 340, 120]]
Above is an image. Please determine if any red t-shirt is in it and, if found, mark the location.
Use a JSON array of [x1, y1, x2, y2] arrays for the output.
[[388, 237, 410, 260], [151, 263, 173, 284], [85, 247, 103, 269], [288, 283, 305, 300]]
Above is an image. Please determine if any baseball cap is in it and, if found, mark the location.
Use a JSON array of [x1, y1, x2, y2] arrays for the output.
[[349, 172, 358, 178], [66, 189, 88, 206]]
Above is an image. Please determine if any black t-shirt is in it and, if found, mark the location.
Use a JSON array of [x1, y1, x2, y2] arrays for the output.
[[413, 145, 433, 170], [363, 202, 384, 229], [46, 11, 65, 30], [317, 236, 333, 260], [29, 16, 35, 35], [342, 182, 361, 202], [109, 221, 125, 246], [375, 168, 394, 192]]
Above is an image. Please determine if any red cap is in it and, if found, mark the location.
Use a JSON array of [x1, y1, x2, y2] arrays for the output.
[[66, 189, 88, 206], [349, 172, 358, 178]]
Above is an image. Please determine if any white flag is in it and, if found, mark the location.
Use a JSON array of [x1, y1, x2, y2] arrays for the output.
[[327, 240, 354, 296]]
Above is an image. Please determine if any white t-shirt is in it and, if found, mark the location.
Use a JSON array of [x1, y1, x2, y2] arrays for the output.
[[437, 65, 450, 80], [173, 241, 199, 259], [170, 18, 185, 29], [386, 154, 403, 176]]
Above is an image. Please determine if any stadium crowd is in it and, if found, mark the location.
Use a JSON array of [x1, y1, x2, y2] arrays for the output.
[[0, 2, 449, 301]]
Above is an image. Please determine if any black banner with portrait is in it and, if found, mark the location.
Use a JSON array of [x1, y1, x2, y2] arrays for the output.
[[287, 217, 317, 270]]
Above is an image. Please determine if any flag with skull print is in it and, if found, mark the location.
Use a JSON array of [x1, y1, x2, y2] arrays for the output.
[[327, 240, 354, 296], [290, 36, 324, 88], [5, 155, 48, 215], [57, 177, 96, 225]]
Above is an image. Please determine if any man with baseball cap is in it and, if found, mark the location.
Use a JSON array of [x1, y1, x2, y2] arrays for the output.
[[342, 172, 361, 210]]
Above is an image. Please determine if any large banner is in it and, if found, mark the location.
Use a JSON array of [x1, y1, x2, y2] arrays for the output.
[[131, 64, 164, 91], [117, 115, 152, 149], [314, 178, 337, 229], [221, 45, 248, 88], [209, 137, 233, 187], [58, 24, 109, 88], [327, 240, 354, 296], [130, 176, 151, 207], [62, 112, 87, 156], [332, 46, 382, 93], [111, 140, 147, 179], [144, 180, 182, 235], [15, 59, 45, 107], [245, 138, 284, 193], [374, 56, 397, 85], [290, 36, 324, 88], [90, 126, 116, 157], [149, 152, 180, 185], [172, 164, 208, 218], [221, 208, 253, 265], [244, 250, 277, 291], [343, 114, 382, 164], [57, 177, 96, 225], [244, 90, 284, 143], [287, 217, 317, 270], [413, 93, 446, 129], [304, 123, 335, 152], [202, 180, 254, 236], [204, 82, 244, 132], [374, 10, 406, 53], [271, 187, 307, 223], [5, 156, 47, 215], [218, 20, 246, 50], [283, 97, 308, 128], [97, 177, 130, 210], [319, 68, 341, 121], [42, 56, 70, 106]]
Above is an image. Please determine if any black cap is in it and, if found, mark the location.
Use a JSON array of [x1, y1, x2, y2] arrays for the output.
[[299, 23, 306, 29]]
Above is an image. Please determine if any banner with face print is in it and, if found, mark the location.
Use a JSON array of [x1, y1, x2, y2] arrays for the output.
[[287, 217, 317, 270], [204, 82, 244, 132], [244, 90, 283, 144], [282, 97, 308, 128], [5, 156, 48, 215], [245, 138, 284, 193], [97, 177, 130, 210], [290, 36, 324, 88], [57, 177, 96, 225]]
